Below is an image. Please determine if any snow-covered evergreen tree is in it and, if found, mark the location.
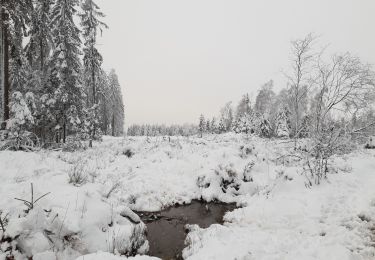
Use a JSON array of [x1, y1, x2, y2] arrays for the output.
[[275, 108, 290, 138], [206, 120, 210, 133], [0, 0, 33, 124], [235, 94, 252, 120], [233, 113, 253, 134], [299, 115, 310, 138], [80, 0, 107, 107], [218, 118, 226, 133], [107, 70, 125, 136], [198, 114, 205, 137], [25, 0, 54, 72], [210, 117, 217, 134], [6, 92, 35, 136], [80, 0, 108, 145], [259, 117, 272, 138], [50, 0, 83, 142], [219, 102, 234, 132]]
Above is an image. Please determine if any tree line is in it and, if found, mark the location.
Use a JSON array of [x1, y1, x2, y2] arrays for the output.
[[0, 0, 124, 149], [127, 123, 197, 137], [199, 34, 375, 143]]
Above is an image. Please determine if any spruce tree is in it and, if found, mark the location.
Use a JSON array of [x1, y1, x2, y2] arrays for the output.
[[80, 0, 107, 145], [50, 0, 83, 142], [275, 108, 290, 138], [1, 0, 33, 126]]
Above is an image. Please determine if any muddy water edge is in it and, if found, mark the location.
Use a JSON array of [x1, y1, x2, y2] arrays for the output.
[[135, 200, 237, 260]]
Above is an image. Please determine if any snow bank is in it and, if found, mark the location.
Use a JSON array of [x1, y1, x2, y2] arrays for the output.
[[1, 134, 375, 259]]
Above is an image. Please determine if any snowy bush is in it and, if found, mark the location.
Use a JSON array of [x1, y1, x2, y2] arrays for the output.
[[110, 225, 148, 256], [1, 92, 39, 151], [122, 148, 135, 158], [301, 126, 354, 186], [239, 144, 255, 158], [243, 161, 255, 182], [62, 135, 88, 152], [215, 164, 240, 193], [68, 159, 88, 186]]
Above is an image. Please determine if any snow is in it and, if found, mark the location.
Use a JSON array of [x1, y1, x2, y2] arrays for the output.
[[1, 134, 375, 259], [75, 251, 158, 260]]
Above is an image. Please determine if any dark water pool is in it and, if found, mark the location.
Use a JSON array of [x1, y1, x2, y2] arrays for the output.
[[135, 200, 237, 260]]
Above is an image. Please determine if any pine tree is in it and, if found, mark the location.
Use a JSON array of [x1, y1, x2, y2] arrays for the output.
[[50, 0, 83, 142]]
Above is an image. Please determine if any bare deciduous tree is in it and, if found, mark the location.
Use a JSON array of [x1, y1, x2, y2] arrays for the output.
[[285, 34, 317, 145], [302, 51, 375, 185], [311, 53, 375, 133]]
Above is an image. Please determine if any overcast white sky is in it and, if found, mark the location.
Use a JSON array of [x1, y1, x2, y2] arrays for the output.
[[96, 0, 375, 126]]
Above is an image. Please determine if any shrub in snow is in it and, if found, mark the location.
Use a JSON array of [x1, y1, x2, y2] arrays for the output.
[[62, 135, 88, 152], [198, 161, 260, 199], [301, 125, 354, 186], [107, 207, 148, 257], [239, 144, 255, 158], [214, 164, 240, 193], [357, 213, 371, 222], [123, 148, 135, 158], [68, 159, 88, 186], [102, 176, 122, 199], [243, 161, 255, 182], [196, 175, 210, 189]]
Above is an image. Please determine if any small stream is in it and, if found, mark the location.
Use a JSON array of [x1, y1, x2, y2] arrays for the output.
[[136, 200, 237, 260]]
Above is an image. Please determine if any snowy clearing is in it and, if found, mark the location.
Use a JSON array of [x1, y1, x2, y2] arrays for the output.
[[1, 134, 375, 260]]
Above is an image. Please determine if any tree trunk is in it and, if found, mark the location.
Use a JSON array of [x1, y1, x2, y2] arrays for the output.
[[91, 52, 96, 141], [63, 119, 66, 143], [40, 36, 44, 71], [2, 9, 10, 126], [112, 112, 115, 136], [102, 94, 107, 134]]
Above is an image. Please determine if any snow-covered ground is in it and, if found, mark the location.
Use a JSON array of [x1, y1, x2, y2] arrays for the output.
[[1, 134, 375, 259]]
